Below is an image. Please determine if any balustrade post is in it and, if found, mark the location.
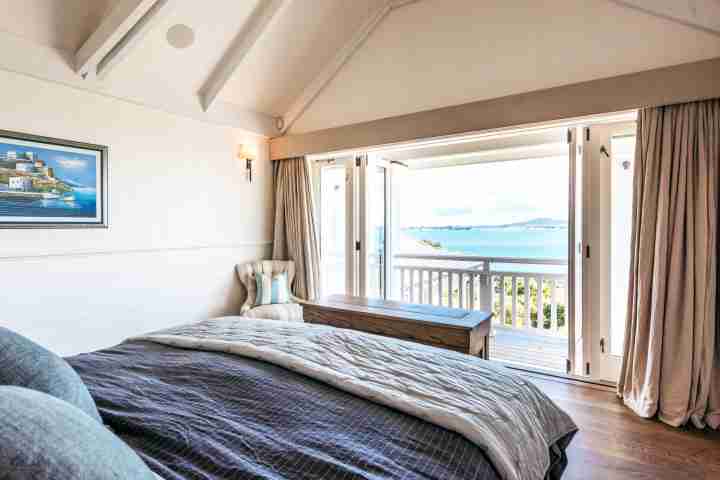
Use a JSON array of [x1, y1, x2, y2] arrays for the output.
[[438, 271, 443, 306]]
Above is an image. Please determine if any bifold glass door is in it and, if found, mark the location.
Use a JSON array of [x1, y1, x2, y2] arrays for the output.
[[315, 155, 390, 298], [312, 115, 637, 382]]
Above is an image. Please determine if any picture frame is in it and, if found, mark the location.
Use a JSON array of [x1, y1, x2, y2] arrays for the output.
[[0, 129, 108, 229]]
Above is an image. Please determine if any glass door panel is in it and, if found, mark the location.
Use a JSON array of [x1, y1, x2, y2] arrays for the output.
[[365, 164, 387, 298], [357, 155, 389, 299], [569, 127, 587, 376], [609, 135, 635, 357], [585, 121, 636, 381], [317, 161, 352, 296]]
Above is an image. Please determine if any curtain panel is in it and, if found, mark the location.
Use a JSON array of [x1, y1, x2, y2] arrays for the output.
[[272, 157, 320, 301], [618, 99, 720, 429]]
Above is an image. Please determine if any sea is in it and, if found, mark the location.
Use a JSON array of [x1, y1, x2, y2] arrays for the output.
[[402, 227, 568, 274], [0, 188, 97, 218], [403, 226, 568, 259]]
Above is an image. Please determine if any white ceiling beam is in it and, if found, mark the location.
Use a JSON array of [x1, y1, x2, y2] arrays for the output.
[[280, 0, 422, 134], [199, 0, 287, 112], [96, 0, 173, 79], [0, 30, 277, 136], [609, 0, 720, 37], [75, 0, 160, 78]]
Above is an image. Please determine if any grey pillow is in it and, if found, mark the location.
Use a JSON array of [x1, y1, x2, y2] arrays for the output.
[[0, 327, 101, 423], [0, 386, 156, 480]]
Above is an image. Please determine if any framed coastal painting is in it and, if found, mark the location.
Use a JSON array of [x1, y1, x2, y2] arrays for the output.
[[0, 129, 108, 228]]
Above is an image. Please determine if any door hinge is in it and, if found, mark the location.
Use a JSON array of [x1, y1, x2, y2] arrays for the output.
[[600, 338, 605, 354], [566, 358, 572, 374], [355, 156, 361, 167], [584, 127, 590, 141], [355, 240, 361, 251], [585, 245, 591, 258], [585, 362, 591, 375], [567, 129, 572, 144]]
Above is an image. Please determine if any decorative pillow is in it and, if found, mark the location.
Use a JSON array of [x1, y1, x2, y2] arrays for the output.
[[0, 327, 102, 423], [0, 386, 156, 479], [254, 271, 291, 306]]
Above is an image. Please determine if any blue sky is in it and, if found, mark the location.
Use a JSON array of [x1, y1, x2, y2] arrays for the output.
[[0, 141, 97, 187], [395, 156, 569, 227]]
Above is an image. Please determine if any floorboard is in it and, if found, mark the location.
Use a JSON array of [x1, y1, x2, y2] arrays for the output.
[[523, 373, 720, 480]]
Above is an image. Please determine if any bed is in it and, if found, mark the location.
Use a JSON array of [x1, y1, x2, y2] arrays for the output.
[[66, 317, 577, 480]]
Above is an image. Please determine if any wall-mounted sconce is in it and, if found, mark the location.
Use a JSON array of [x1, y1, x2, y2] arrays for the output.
[[238, 145, 254, 183]]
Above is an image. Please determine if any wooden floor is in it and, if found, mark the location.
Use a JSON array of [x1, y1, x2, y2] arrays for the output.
[[523, 373, 720, 480], [491, 328, 567, 372]]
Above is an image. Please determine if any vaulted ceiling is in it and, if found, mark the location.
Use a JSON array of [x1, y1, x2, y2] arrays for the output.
[[0, 0, 718, 138]]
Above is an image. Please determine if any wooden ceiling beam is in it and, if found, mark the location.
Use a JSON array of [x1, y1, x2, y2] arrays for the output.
[[280, 0, 422, 134], [199, 0, 287, 112], [609, 0, 720, 37]]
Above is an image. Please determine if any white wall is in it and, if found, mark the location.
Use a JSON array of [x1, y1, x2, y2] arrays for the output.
[[0, 70, 273, 356]]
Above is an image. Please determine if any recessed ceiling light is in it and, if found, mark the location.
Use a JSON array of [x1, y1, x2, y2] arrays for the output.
[[166, 24, 195, 49]]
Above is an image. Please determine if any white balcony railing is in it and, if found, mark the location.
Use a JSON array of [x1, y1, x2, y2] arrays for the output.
[[393, 254, 568, 337]]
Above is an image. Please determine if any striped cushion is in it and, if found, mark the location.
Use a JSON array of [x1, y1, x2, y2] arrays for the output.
[[254, 272, 291, 306]]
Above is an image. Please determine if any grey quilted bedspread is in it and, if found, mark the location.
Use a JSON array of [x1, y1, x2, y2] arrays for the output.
[[133, 317, 577, 480], [68, 341, 514, 479]]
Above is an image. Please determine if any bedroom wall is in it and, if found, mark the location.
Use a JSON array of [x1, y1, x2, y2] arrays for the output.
[[0, 69, 273, 356]]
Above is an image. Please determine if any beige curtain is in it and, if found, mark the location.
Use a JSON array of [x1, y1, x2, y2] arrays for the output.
[[618, 99, 720, 429], [272, 157, 320, 300]]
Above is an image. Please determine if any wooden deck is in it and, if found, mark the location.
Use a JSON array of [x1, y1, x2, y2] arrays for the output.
[[489, 327, 567, 372]]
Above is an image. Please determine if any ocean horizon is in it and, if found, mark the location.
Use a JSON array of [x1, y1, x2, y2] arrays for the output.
[[402, 226, 568, 260]]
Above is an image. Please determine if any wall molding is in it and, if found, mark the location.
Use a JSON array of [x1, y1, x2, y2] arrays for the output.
[[0, 241, 272, 263]]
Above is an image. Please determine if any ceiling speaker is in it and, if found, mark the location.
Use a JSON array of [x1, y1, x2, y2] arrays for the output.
[[166, 24, 195, 49]]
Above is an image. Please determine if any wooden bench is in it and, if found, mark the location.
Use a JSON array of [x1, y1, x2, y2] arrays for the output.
[[303, 294, 492, 359]]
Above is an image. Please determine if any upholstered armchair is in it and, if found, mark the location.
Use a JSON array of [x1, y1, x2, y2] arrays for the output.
[[235, 260, 304, 322]]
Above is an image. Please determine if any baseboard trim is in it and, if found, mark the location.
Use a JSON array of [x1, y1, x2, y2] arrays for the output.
[[0, 241, 272, 263], [490, 358, 617, 389], [501, 362, 617, 390]]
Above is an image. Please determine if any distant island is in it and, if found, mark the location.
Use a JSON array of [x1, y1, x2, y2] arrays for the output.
[[404, 217, 568, 231]]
